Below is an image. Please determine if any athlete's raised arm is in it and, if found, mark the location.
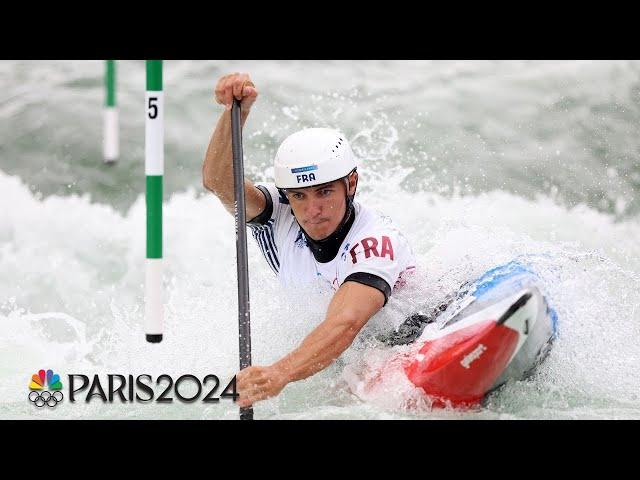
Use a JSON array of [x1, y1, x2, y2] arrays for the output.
[[235, 281, 385, 407], [202, 72, 266, 221]]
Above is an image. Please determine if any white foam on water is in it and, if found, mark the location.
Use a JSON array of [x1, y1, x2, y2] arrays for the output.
[[2, 164, 639, 419]]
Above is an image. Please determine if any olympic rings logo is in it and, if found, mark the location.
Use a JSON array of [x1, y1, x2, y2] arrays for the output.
[[28, 390, 64, 408]]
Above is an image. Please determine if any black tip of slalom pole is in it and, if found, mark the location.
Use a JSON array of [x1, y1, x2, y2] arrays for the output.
[[146, 334, 163, 343]]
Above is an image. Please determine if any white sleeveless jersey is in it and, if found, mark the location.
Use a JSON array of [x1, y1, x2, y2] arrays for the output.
[[247, 183, 416, 304]]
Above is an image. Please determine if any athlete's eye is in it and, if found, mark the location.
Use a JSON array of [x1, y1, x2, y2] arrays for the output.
[[320, 189, 332, 196], [291, 192, 303, 200]]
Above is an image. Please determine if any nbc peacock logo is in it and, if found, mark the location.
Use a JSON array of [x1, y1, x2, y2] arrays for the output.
[[28, 369, 64, 408]]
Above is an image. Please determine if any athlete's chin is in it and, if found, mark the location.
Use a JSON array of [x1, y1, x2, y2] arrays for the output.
[[306, 229, 326, 241], [305, 222, 334, 240]]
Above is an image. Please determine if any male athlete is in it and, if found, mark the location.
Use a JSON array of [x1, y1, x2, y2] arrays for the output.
[[203, 73, 418, 408]]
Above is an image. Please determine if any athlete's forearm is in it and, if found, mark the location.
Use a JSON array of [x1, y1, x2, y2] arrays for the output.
[[272, 314, 363, 384], [202, 109, 251, 209], [272, 282, 383, 384]]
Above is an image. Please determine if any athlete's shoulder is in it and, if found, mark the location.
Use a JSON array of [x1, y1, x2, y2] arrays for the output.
[[253, 182, 290, 206], [249, 182, 295, 228], [340, 202, 416, 305], [345, 202, 413, 263], [350, 202, 406, 238]]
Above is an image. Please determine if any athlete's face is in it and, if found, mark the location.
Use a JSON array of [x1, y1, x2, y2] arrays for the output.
[[286, 173, 357, 241]]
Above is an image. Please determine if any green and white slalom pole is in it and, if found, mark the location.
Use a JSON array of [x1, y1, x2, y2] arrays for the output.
[[145, 60, 163, 343], [103, 60, 118, 163]]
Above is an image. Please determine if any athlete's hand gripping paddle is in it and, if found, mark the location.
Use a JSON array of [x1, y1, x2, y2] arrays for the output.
[[231, 98, 254, 420]]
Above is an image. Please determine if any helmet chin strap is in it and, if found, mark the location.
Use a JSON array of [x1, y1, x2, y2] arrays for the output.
[[298, 171, 358, 263]]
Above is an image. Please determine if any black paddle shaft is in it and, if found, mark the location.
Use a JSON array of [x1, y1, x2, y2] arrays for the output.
[[231, 98, 254, 421]]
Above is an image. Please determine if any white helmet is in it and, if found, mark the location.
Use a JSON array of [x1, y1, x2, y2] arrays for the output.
[[274, 128, 357, 189]]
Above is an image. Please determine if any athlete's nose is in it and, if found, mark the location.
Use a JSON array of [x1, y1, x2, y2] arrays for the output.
[[305, 197, 323, 219]]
